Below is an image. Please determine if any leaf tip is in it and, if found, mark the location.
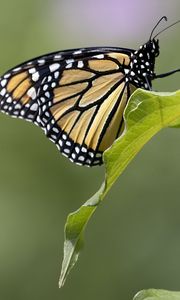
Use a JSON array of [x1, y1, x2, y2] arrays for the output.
[[58, 275, 65, 289]]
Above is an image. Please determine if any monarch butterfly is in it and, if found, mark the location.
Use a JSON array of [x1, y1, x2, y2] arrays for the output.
[[0, 16, 179, 167]]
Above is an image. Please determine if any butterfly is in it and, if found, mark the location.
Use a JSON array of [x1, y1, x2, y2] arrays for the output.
[[0, 16, 179, 167]]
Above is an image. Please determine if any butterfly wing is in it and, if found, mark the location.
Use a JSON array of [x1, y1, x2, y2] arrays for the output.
[[0, 47, 135, 166], [37, 49, 135, 166]]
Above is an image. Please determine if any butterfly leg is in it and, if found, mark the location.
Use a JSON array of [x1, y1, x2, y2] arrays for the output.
[[145, 76, 152, 90], [154, 68, 180, 79]]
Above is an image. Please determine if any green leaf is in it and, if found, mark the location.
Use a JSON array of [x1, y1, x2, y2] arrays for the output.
[[59, 89, 180, 288], [59, 183, 105, 287], [133, 289, 180, 300]]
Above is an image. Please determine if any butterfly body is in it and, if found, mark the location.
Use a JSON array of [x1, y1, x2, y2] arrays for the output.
[[0, 22, 178, 166]]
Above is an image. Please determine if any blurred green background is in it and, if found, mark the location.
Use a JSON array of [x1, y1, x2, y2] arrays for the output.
[[0, 1, 180, 299]]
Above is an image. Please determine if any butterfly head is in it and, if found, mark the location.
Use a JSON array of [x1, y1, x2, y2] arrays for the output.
[[136, 38, 160, 64], [146, 38, 160, 57], [127, 17, 180, 89]]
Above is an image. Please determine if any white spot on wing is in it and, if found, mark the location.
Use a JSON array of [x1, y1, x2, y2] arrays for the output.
[[45, 92, 50, 98], [72, 153, 76, 159], [29, 68, 36, 74], [66, 141, 71, 146], [54, 71, 59, 79], [52, 127, 59, 133], [1, 79, 7, 87], [93, 54, 104, 59], [62, 134, 67, 140], [15, 103, 21, 109], [79, 156, 85, 161], [66, 59, 74, 64], [64, 148, 70, 154], [42, 105, 46, 111], [75, 146, 80, 153], [32, 72, 40, 82], [49, 63, 60, 72], [73, 50, 82, 54], [20, 110, 25, 116], [66, 63, 72, 69], [59, 140, 63, 147], [13, 67, 21, 72], [4, 73, 11, 79], [54, 54, 62, 60], [40, 97, 45, 102], [86, 159, 91, 164], [51, 82, 56, 88], [0, 88, 6, 96], [89, 152, 94, 158], [7, 97, 12, 103], [81, 147, 87, 153], [78, 61, 84, 68], [38, 59, 45, 65], [31, 103, 38, 111], [43, 84, 48, 91], [27, 87, 36, 100]]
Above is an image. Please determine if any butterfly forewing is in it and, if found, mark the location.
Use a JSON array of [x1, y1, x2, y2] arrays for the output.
[[0, 47, 134, 166], [37, 51, 132, 166]]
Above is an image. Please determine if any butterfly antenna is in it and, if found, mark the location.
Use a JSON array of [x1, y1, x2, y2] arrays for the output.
[[149, 16, 168, 40], [153, 19, 180, 39]]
